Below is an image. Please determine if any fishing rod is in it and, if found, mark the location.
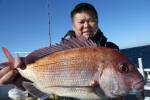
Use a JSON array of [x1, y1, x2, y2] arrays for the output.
[[48, 0, 51, 46]]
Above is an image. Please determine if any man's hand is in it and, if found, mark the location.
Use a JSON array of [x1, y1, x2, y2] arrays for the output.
[[0, 66, 18, 85]]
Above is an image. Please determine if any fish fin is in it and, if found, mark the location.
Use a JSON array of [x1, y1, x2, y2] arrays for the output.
[[2, 47, 14, 67], [2, 47, 14, 64], [90, 80, 99, 87], [89, 80, 104, 93], [2, 47, 23, 68], [89, 81, 106, 98], [22, 81, 50, 99], [25, 38, 97, 64]]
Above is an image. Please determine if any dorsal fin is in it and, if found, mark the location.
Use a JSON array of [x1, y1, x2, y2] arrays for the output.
[[25, 38, 97, 64]]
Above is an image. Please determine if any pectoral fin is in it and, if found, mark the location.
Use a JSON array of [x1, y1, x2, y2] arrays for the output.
[[22, 81, 50, 99], [90, 80, 106, 98]]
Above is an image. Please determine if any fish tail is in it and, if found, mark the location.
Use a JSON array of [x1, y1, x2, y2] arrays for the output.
[[2, 47, 15, 68]]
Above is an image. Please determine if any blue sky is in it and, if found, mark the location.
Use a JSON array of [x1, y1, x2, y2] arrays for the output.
[[0, 0, 150, 62]]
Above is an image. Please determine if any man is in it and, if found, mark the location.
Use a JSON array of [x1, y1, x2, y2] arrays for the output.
[[62, 3, 119, 51]]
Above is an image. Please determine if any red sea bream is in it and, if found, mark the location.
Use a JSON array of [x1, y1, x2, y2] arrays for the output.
[[2, 38, 144, 100]]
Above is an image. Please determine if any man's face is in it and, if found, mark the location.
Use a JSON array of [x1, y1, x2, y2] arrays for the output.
[[72, 11, 98, 39]]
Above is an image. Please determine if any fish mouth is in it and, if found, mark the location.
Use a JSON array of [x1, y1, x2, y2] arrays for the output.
[[130, 79, 144, 93], [108, 80, 144, 98]]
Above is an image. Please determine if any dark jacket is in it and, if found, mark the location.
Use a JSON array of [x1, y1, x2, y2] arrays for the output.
[[61, 29, 119, 51]]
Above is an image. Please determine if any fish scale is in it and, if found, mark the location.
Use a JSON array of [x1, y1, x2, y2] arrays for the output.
[[18, 48, 100, 95], [28, 48, 97, 85]]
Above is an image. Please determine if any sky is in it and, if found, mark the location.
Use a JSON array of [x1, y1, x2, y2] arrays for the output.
[[0, 0, 150, 62]]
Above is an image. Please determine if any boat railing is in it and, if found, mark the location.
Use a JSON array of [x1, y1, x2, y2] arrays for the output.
[[137, 57, 150, 100]]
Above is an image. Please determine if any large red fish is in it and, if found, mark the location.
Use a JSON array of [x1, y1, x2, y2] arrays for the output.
[[1, 38, 144, 100]]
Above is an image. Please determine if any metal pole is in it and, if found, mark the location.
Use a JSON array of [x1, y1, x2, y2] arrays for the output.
[[138, 57, 145, 77]]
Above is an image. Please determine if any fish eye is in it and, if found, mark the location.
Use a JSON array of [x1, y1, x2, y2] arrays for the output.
[[119, 63, 129, 73]]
